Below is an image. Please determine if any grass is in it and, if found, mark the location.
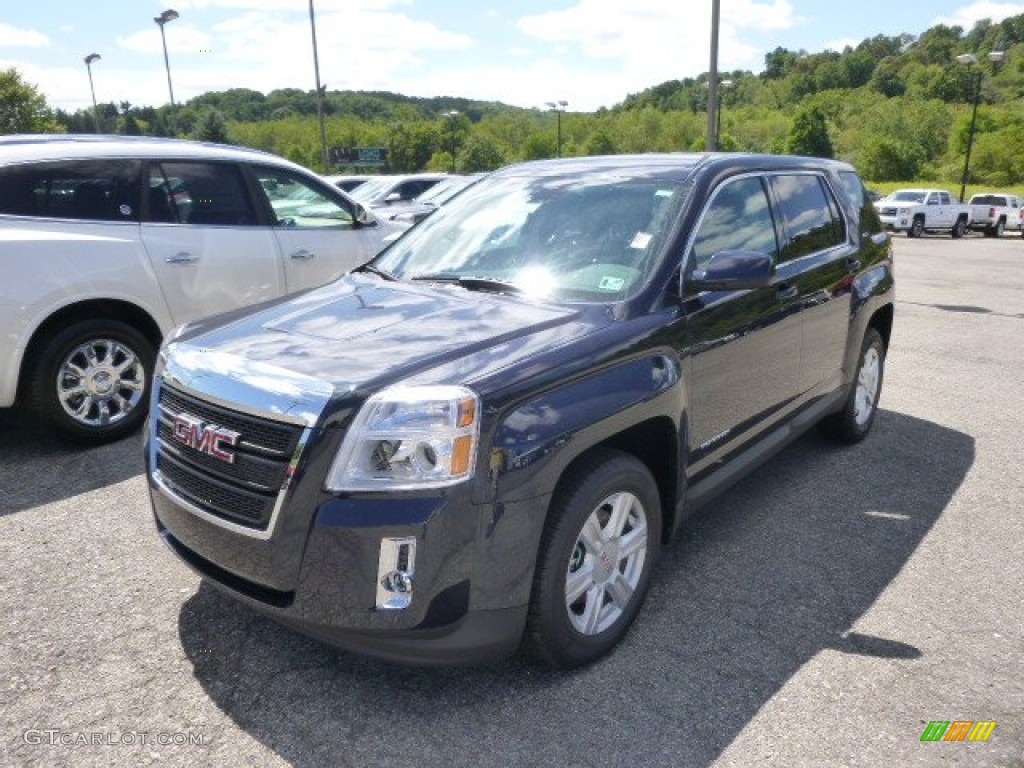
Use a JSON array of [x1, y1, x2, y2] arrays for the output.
[[867, 181, 1024, 201]]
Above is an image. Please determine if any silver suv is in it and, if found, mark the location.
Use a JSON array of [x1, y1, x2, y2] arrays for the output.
[[0, 135, 398, 443]]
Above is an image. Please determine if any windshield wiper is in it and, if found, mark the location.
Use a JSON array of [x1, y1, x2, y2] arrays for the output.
[[408, 274, 525, 295], [356, 263, 398, 281]]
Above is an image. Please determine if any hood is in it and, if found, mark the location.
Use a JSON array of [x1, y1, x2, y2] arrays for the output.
[[164, 274, 604, 406]]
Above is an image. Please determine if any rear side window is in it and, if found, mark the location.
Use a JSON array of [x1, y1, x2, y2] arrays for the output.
[[837, 170, 883, 235], [769, 174, 845, 262], [0, 159, 140, 222], [148, 162, 257, 226]]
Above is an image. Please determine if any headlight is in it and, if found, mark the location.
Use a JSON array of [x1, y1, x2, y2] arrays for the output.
[[325, 385, 480, 491], [897, 207, 909, 215]]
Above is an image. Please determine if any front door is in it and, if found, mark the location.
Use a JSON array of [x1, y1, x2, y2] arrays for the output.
[[680, 174, 803, 469], [140, 161, 283, 326]]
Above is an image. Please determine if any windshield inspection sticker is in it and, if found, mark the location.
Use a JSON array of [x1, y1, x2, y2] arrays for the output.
[[599, 276, 626, 291], [630, 232, 652, 249]]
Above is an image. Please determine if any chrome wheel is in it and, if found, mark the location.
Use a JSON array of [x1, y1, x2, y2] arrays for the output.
[[565, 491, 649, 635], [853, 346, 881, 428], [56, 338, 146, 427]]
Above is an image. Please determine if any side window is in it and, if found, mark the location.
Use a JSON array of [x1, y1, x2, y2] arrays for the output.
[[149, 162, 257, 226], [769, 174, 844, 262], [939, 192, 951, 205], [0, 159, 140, 222], [837, 170, 883, 235], [253, 168, 354, 228], [691, 176, 778, 271]]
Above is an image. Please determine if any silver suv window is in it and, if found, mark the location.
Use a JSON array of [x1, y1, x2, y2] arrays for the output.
[[0, 159, 140, 222]]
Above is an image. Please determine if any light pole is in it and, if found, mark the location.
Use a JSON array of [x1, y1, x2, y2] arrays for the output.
[[154, 9, 178, 109], [715, 79, 733, 149], [308, 0, 329, 170], [545, 100, 568, 157], [84, 53, 101, 133], [707, 0, 721, 151], [445, 110, 459, 173], [957, 50, 1003, 203]]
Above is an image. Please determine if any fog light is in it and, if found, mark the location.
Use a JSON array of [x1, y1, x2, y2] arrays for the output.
[[376, 537, 416, 610]]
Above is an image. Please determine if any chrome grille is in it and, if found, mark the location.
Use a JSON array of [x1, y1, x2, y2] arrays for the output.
[[155, 383, 305, 530]]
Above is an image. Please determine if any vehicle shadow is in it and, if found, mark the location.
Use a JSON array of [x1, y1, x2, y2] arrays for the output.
[[177, 410, 972, 767], [0, 407, 144, 516]]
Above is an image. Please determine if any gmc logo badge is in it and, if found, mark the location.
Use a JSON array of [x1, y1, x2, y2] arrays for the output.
[[172, 414, 240, 464]]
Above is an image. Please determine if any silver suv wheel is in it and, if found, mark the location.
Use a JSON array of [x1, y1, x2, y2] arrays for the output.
[[56, 338, 146, 427]]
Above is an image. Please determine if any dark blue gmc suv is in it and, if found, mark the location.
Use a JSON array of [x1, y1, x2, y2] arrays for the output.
[[146, 153, 894, 668]]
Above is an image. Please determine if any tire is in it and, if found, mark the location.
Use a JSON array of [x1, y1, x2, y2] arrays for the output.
[[818, 328, 885, 444], [994, 219, 1005, 238], [908, 217, 924, 238], [951, 217, 966, 239], [27, 319, 155, 444], [524, 449, 662, 669]]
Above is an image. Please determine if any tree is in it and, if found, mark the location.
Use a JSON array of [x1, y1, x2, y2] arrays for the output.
[[194, 108, 230, 143], [0, 68, 62, 134], [458, 135, 506, 171], [786, 106, 833, 157]]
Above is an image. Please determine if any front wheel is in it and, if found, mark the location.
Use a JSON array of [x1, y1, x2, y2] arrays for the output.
[[908, 217, 924, 238], [27, 319, 155, 444], [524, 449, 662, 669], [818, 328, 886, 444]]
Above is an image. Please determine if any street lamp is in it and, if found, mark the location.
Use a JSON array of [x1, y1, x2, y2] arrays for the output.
[[707, 0, 721, 151], [308, 0, 329, 170], [545, 100, 568, 157], [957, 50, 1004, 203], [154, 9, 179, 108], [445, 110, 460, 173], [83, 53, 101, 133]]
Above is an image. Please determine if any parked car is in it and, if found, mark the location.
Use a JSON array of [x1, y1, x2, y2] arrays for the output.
[[146, 153, 893, 668], [322, 174, 375, 194], [384, 173, 485, 228], [350, 173, 449, 209], [0, 135, 400, 443], [966, 192, 1023, 237], [875, 188, 970, 238]]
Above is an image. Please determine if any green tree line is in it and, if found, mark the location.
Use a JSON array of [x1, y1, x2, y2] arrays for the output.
[[4, 13, 1024, 189]]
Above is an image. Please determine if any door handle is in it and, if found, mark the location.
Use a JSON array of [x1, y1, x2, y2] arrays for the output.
[[290, 249, 315, 260], [165, 252, 197, 264], [776, 283, 798, 301]]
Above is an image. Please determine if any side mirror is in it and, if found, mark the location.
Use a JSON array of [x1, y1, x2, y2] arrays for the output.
[[384, 192, 402, 204], [688, 250, 774, 291], [354, 204, 374, 227]]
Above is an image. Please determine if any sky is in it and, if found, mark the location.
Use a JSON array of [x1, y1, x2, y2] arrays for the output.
[[3, 0, 1024, 114]]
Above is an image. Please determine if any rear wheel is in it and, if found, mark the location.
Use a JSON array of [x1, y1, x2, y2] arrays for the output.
[[27, 319, 154, 444], [994, 219, 1005, 238], [524, 449, 662, 669], [818, 328, 885, 444], [951, 217, 966, 238]]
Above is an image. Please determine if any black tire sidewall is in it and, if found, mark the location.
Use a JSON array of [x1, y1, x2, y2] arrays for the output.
[[30, 319, 155, 443], [528, 452, 662, 668], [844, 328, 885, 440]]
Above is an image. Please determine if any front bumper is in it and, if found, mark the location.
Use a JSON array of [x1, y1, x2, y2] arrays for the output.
[[149, 464, 545, 665], [877, 214, 909, 232]]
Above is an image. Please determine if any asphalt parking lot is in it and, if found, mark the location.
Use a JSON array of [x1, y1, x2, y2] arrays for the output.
[[1, 234, 1022, 768]]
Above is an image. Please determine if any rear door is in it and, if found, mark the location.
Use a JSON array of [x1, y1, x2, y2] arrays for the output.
[[767, 172, 854, 396], [248, 166, 386, 293], [140, 161, 283, 325]]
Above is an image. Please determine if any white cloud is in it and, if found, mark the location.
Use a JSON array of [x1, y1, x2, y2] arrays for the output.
[[823, 37, 860, 53], [0, 23, 49, 48], [116, 25, 212, 55], [932, 1, 1024, 29]]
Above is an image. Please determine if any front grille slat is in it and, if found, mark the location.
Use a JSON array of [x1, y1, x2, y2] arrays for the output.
[[156, 383, 307, 531]]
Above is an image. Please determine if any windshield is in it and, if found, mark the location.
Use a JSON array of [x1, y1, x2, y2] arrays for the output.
[[373, 172, 689, 303], [889, 190, 926, 203], [351, 177, 396, 203]]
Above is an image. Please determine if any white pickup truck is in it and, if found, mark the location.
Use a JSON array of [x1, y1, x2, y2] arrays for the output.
[[875, 188, 971, 238], [967, 192, 1023, 237]]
